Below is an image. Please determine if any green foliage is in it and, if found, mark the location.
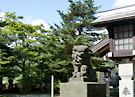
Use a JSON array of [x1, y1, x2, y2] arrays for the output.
[[58, 0, 98, 33], [0, 12, 47, 92], [0, 95, 7, 97], [90, 56, 103, 69], [102, 61, 116, 69], [49, 0, 101, 77], [0, 12, 71, 93], [0, 0, 106, 94], [54, 80, 61, 94]]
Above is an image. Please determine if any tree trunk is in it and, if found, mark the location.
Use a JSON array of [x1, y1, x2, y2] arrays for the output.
[[8, 78, 13, 89], [0, 77, 3, 93]]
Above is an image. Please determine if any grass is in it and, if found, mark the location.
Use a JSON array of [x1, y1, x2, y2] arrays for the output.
[[0, 94, 60, 97], [0, 95, 8, 97]]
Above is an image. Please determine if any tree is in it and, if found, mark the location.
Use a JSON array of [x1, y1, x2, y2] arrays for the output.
[[0, 12, 64, 93], [0, 14, 17, 92], [48, 0, 102, 92], [57, 0, 100, 44], [0, 0, 104, 93], [34, 29, 70, 93], [51, 0, 100, 70], [0, 12, 47, 92], [50, 0, 101, 61]]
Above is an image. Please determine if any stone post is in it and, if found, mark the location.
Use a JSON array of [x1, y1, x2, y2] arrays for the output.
[[106, 77, 110, 97], [119, 63, 135, 97]]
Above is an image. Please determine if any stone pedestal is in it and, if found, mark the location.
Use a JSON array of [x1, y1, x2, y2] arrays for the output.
[[119, 80, 134, 97], [60, 82, 106, 97], [119, 63, 135, 97], [60, 45, 106, 97]]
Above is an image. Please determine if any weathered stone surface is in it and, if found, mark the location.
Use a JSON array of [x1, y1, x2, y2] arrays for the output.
[[119, 63, 135, 97], [71, 45, 97, 82], [99, 72, 106, 84], [119, 80, 134, 97], [60, 82, 106, 97], [60, 45, 106, 97], [119, 63, 135, 80]]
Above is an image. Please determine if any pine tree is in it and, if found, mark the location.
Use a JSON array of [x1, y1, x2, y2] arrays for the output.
[[57, 0, 100, 45], [49, 0, 101, 83]]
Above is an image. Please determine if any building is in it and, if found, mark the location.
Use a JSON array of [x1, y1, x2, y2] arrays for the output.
[[91, 4, 135, 97]]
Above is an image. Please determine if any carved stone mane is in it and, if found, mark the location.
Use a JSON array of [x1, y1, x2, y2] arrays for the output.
[[70, 45, 97, 82]]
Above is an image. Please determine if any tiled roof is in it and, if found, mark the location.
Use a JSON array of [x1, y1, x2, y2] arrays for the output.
[[92, 4, 135, 25], [91, 37, 109, 53]]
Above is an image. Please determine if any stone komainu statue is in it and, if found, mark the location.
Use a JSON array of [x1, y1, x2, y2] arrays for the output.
[[70, 45, 97, 82]]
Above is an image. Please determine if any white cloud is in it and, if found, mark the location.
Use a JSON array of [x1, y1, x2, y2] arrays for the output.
[[0, 13, 5, 17], [31, 19, 50, 30], [0, 13, 5, 21], [113, 0, 135, 8]]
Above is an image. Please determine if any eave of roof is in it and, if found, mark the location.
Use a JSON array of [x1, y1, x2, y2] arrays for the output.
[[91, 36, 109, 54], [98, 4, 135, 14], [92, 4, 135, 26], [92, 11, 135, 26]]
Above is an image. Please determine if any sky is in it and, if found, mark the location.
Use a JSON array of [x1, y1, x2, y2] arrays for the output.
[[0, 0, 135, 30]]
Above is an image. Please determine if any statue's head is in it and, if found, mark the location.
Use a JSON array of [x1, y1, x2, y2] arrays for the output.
[[72, 45, 89, 66]]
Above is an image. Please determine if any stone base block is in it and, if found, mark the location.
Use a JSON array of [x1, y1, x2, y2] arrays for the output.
[[119, 63, 134, 80], [60, 82, 106, 97], [119, 80, 134, 97], [69, 77, 97, 82]]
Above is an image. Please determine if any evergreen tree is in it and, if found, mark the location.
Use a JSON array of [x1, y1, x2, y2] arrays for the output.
[[56, 0, 100, 45], [46, 1, 104, 91], [50, 0, 100, 72], [0, 0, 106, 93]]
